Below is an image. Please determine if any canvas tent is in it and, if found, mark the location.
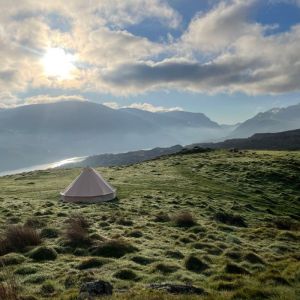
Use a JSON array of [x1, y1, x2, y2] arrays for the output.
[[60, 167, 116, 203]]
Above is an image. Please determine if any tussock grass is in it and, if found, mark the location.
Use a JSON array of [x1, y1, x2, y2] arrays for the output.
[[0, 150, 299, 299], [173, 212, 197, 228], [1, 225, 40, 254]]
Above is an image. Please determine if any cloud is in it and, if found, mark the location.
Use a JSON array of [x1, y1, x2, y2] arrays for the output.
[[98, 1, 300, 95], [103, 101, 183, 112], [0, 0, 300, 105], [181, 0, 260, 52], [25, 94, 87, 105]]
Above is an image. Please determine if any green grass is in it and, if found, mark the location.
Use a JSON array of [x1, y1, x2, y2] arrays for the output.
[[0, 150, 299, 299]]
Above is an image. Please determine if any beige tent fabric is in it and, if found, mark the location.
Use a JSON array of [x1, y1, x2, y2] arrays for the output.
[[60, 167, 116, 203]]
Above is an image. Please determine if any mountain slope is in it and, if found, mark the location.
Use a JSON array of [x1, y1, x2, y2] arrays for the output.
[[0, 101, 156, 134], [231, 103, 300, 138], [60, 145, 183, 168], [0, 101, 225, 172], [121, 108, 220, 129], [197, 129, 300, 150]]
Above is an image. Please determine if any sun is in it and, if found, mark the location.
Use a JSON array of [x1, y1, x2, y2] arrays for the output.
[[42, 48, 76, 80]]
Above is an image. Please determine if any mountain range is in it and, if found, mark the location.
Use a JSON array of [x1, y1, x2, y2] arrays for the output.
[[197, 129, 300, 150], [0, 100, 299, 172], [58, 129, 300, 169], [230, 103, 300, 138]]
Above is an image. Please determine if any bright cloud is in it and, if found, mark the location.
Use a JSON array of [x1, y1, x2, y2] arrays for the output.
[[25, 94, 87, 105], [0, 0, 300, 106], [103, 101, 183, 112]]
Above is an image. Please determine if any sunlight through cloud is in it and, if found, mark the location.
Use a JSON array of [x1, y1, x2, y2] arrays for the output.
[[42, 48, 76, 80]]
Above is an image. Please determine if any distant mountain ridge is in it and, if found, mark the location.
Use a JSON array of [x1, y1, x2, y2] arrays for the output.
[[121, 108, 220, 129], [0, 101, 224, 172], [59, 129, 300, 170], [231, 103, 300, 138], [60, 145, 183, 169], [0, 100, 299, 172], [197, 129, 300, 150]]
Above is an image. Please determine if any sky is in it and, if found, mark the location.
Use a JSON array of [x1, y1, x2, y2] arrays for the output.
[[1, 0, 300, 124]]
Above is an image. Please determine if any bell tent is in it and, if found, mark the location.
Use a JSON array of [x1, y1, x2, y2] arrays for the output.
[[60, 167, 116, 203]]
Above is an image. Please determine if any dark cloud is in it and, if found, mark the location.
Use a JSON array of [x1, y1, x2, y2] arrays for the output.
[[102, 58, 266, 93]]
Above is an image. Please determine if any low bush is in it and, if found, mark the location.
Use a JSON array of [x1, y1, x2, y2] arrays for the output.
[[66, 214, 90, 230], [2, 225, 41, 253], [173, 212, 196, 228], [24, 217, 46, 229], [28, 246, 57, 261], [91, 239, 137, 258], [0, 268, 19, 300], [64, 215, 91, 247]]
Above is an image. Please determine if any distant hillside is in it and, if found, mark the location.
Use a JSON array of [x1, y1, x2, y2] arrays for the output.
[[60, 145, 183, 168], [121, 108, 220, 129], [0, 100, 226, 172], [231, 103, 300, 138], [60, 129, 300, 170], [197, 129, 300, 150]]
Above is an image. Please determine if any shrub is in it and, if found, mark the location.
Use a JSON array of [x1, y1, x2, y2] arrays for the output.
[[114, 269, 138, 280], [24, 217, 46, 229], [0, 269, 19, 300], [3, 225, 41, 252], [40, 228, 59, 239], [64, 215, 91, 247], [66, 214, 90, 229], [91, 239, 137, 258], [28, 246, 57, 261], [173, 212, 196, 228], [214, 211, 247, 227], [185, 255, 209, 273], [76, 258, 107, 270]]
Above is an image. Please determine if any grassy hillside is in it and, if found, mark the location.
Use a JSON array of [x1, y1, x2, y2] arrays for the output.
[[0, 150, 299, 299]]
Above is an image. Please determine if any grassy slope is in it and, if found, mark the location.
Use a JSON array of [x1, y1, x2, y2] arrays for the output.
[[0, 150, 299, 299]]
